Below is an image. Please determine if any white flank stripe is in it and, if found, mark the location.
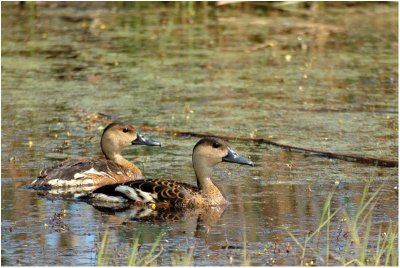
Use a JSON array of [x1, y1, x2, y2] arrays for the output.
[[136, 189, 156, 203], [48, 178, 94, 187], [73, 173, 85, 179], [74, 168, 111, 180], [48, 179, 62, 186], [91, 193, 126, 203], [115, 185, 141, 202]]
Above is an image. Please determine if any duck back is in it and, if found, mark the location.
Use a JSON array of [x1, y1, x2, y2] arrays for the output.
[[31, 158, 143, 190]]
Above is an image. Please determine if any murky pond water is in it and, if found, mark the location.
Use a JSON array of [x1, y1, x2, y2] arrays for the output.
[[1, 2, 398, 266]]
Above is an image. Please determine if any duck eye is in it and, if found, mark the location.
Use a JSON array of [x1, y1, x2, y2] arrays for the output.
[[212, 142, 221, 148], [122, 128, 129, 133]]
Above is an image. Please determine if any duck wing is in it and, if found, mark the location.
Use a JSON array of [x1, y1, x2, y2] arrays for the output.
[[31, 158, 139, 190], [92, 179, 198, 207]]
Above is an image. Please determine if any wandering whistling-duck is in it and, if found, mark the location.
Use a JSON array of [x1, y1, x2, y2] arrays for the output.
[[90, 137, 253, 209], [30, 122, 161, 191]]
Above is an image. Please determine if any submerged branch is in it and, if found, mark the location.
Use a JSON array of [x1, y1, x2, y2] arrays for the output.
[[79, 113, 397, 167], [139, 125, 398, 168]]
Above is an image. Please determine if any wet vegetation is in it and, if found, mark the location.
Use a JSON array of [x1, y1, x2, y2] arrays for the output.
[[95, 183, 397, 266], [1, 1, 398, 266], [286, 182, 398, 266]]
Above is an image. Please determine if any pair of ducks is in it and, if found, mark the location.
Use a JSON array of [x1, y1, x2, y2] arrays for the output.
[[31, 122, 254, 209]]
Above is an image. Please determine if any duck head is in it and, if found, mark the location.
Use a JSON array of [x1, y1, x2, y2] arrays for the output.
[[192, 137, 253, 187], [101, 122, 160, 160]]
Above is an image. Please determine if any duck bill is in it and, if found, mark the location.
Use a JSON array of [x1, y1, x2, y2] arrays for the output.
[[132, 133, 161, 147], [222, 148, 254, 166]]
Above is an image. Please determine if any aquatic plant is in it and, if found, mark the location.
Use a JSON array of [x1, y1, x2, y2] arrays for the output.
[[170, 246, 194, 266], [97, 230, 165, 266], [286, 182, 398, 266], [96, 228, 253, 266]]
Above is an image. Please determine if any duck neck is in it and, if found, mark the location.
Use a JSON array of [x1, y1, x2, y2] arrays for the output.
[[108, 153, 142, 177], [193, 161, 220, 196]]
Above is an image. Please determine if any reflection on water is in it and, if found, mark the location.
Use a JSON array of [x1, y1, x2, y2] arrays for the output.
[[1, 2, 398, 266]]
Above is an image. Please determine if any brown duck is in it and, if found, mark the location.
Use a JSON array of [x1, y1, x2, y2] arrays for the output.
[[30, 122, 161, 190], [90, 137, 253, 209]]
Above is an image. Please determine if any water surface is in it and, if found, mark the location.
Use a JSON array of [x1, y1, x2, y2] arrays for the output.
[[1, 2, 398, 265]]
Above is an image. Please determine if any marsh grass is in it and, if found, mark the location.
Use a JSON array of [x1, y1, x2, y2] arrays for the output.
[[96, 183, 397, 266], [96, 228, 252, 266], [286, 182, 398, 266], [287, 191, 340, 266], [170, 247, 194, 266], [242, 227, 251, 266], [97, 230, 165, 266]]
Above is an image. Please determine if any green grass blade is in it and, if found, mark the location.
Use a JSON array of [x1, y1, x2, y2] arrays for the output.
[[97, 229, 109, 266], [127, 235, 141, 266]]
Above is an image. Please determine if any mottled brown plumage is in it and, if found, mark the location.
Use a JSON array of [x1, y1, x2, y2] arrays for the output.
[[91, 137, 254, 209], [30, 122, 160, 191]]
